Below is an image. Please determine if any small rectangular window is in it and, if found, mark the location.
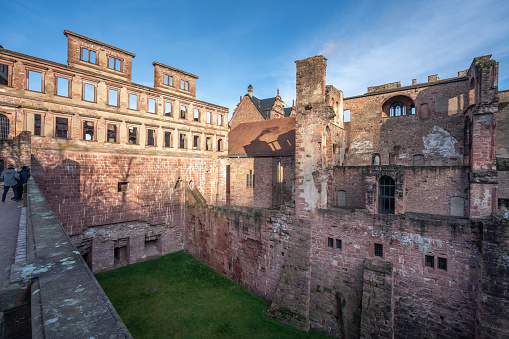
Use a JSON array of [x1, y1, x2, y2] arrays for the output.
[[411, 106, 416, 115], [147, 129, 156, 146], [118, 182, 128, 192], [179, 133, 186, 149], [180, 105, 187, 119], [438, 257, 447, 271], [425, 255, 434, 268], [28, 70, 42, 92], [107, 124, 118, 143], [207, 111, 212, 124], [181, 80, 189, 90], [165, 102, 172, 116], [81, 48, 96, 63], [82, 121, 95, 140], [148, 98, 156, 113], [56, 77, 69, 97], [206, 137, 212, 151], [108, 89, 118, 106], [374, 243, 383, 258], [344, 109, 351, 122], [128, 126, 138, 144], [217, 138, 223, 152], [83, 83, 95, 102], [164, 131, 172, 147], [327, 238, 334, 248], [246, 169, 254, 188], [193, 135, 199, 149], [34, 114, 42, 136], [55, 117, 69, 138], [336, 239, 342, 250], [129, 94, 138, 110], [218, 114, 223, 126], [164, 75, 173, 86], [0, 63, 9, 85], [194, 108, 200, 121], [108, 57, 121, 71]]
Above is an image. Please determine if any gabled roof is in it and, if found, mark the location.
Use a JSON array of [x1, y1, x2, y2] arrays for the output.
[[228, 116, 295, 157], [283, 107, 293, 117]]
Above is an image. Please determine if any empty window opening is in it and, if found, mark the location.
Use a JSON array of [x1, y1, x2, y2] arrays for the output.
[[81, 48, 96, 63], [108, 89, 118, 106], [379, 176, 395, 214], [128, 126, 138, 144], [327, 237, 334, 248], [425, 255, 434, 268], [83, 83, 95, 102], [82, 121, 94, 140], [118, 182, 129, 192], [56, 77, 69, 97], [107, 124, 118, 142], [114, 245, 128, 268], [246, 169, 254, 188], [218, 114, 223, 126], [28, 70, 42, 92], [179, 133, 187, 148], [276, 161, 284, 183], [205, 137, 212, 151], [165, 102, 172, 116], [148, 98, 156, 113], [207, 111, 212, 124], [181, 80, 189, 90], [55, 117, 69, 138], [0, 63, 9, 85], [33, 114, 41, 136], [438, 257, 447, 271], [193, 135, 199, 149], [129, 94, 138, 110], [372, 154, 381, 165], [217, 138, 223, 151], [164, 74, 173, 86], [147, 129, 156, 146], [374, 243, 383, 258], [411, 105, 416, 115], [344, 109, 351, 122], [0, 114, 9, 139], [145, 239, 159, 258], [194, 108, 200, 121], [180, 105, 187, 119], [164, 131, 172, 147], [336, 190, 346, 207], [336, 239, 342, 250], [108, 57, 121, 71]]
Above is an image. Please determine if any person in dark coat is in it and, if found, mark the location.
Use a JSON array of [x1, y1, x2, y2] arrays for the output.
[[15, 166, 30, 200], [0, 164, 20, 202]]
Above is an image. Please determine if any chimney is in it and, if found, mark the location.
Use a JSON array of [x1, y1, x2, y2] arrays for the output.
[[247, 84, 253, 97], [412, 79, 417, 85]]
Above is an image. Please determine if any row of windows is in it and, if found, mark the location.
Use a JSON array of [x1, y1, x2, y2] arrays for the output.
[[18, 113, 224, 151], [326, 238, 448, 271], [82, 47, 122, 72], [164, 75, 190, 91]]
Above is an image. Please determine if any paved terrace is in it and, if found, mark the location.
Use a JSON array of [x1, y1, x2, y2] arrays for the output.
[[0, 179, 131, 338]]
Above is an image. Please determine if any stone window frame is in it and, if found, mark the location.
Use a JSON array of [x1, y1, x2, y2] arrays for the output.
[[217, 137, 224, 152], [378, 175, 395, 214], [422, 252, 450, 275], [327, 237, 334, 248], [180, 79, 189, 91], [81, 47, 97, 65], [179, 131, 188, 149], [163, 129, 173, 148], [0, 112, 12, 140], [25, 66, 46, 93], [164, 100, 173, 117], [105, 121, 120, 143], [180, 104, 188, 119], [192, 133, 200, 150], [107, 86, 121, 107], [206, 111, 212, 124], [0, 60, 14, 87], [164, 74, 173, 87], [54, 73, 72, 98], [218, 114, 223, 126], [107, 55, 123, 72], [371, 242, 385, 259], [128, 92, 139, 111], [127, 124, 140, 145], [82, 79, 98, 103], [146, 127, 157, 147], [147, 96, 157, 114], [246, 169, 255, 188], [53, 114, 72, 139], [23, 109, 45, 137], [81, 118, 98, 141], [194, 107, 201, 122], [205, 134, 213, 151]]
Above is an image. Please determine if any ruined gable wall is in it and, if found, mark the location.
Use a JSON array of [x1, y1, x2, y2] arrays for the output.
[[228, 157, 273, 208], [229, 96, 265, 130], [344, 80, 469, 166]]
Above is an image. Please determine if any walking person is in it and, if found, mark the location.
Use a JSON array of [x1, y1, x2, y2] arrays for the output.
[[15, 166, 29, 201], [0, 164, 20, 202]]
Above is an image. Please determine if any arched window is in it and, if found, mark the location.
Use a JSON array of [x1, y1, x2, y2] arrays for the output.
[[390, 102, 406, 117], [0, 114, 9, 139], [379, 176, 395, 214], [383, 96, 415, 118], [371, 154, 381, 165]]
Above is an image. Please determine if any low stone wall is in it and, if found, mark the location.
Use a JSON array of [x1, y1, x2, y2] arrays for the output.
[[0, 179, 131, 338]]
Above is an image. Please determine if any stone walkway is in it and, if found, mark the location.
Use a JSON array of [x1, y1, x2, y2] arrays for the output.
[[0, 188, 23, 285]]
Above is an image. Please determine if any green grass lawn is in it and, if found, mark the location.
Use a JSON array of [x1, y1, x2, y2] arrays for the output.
[[96, 251, 329, 339]]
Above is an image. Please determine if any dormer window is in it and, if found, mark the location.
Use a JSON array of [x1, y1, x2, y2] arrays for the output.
[[108, 57, 121, 71], [81, 48, 96, 64], [181, 80, 189, 91], [164, 75, 173, 86]]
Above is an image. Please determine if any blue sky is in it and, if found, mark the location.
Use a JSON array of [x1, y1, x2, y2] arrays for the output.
[[2, 0, 508, 120]]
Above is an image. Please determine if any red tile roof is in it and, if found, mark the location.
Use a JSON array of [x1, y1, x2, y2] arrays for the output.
[[228, 117, 295, 157]]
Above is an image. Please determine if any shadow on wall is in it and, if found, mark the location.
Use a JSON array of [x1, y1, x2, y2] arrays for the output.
[[243, 129, 295, 156]]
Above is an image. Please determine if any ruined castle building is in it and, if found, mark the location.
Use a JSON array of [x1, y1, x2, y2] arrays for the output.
[[2, 30, 509, 339], [0, 31, 228, 270]]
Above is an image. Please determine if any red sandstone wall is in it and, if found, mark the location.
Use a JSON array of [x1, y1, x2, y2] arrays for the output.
[[229, 96, 265, 130], [228, 157, 273, 208]]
